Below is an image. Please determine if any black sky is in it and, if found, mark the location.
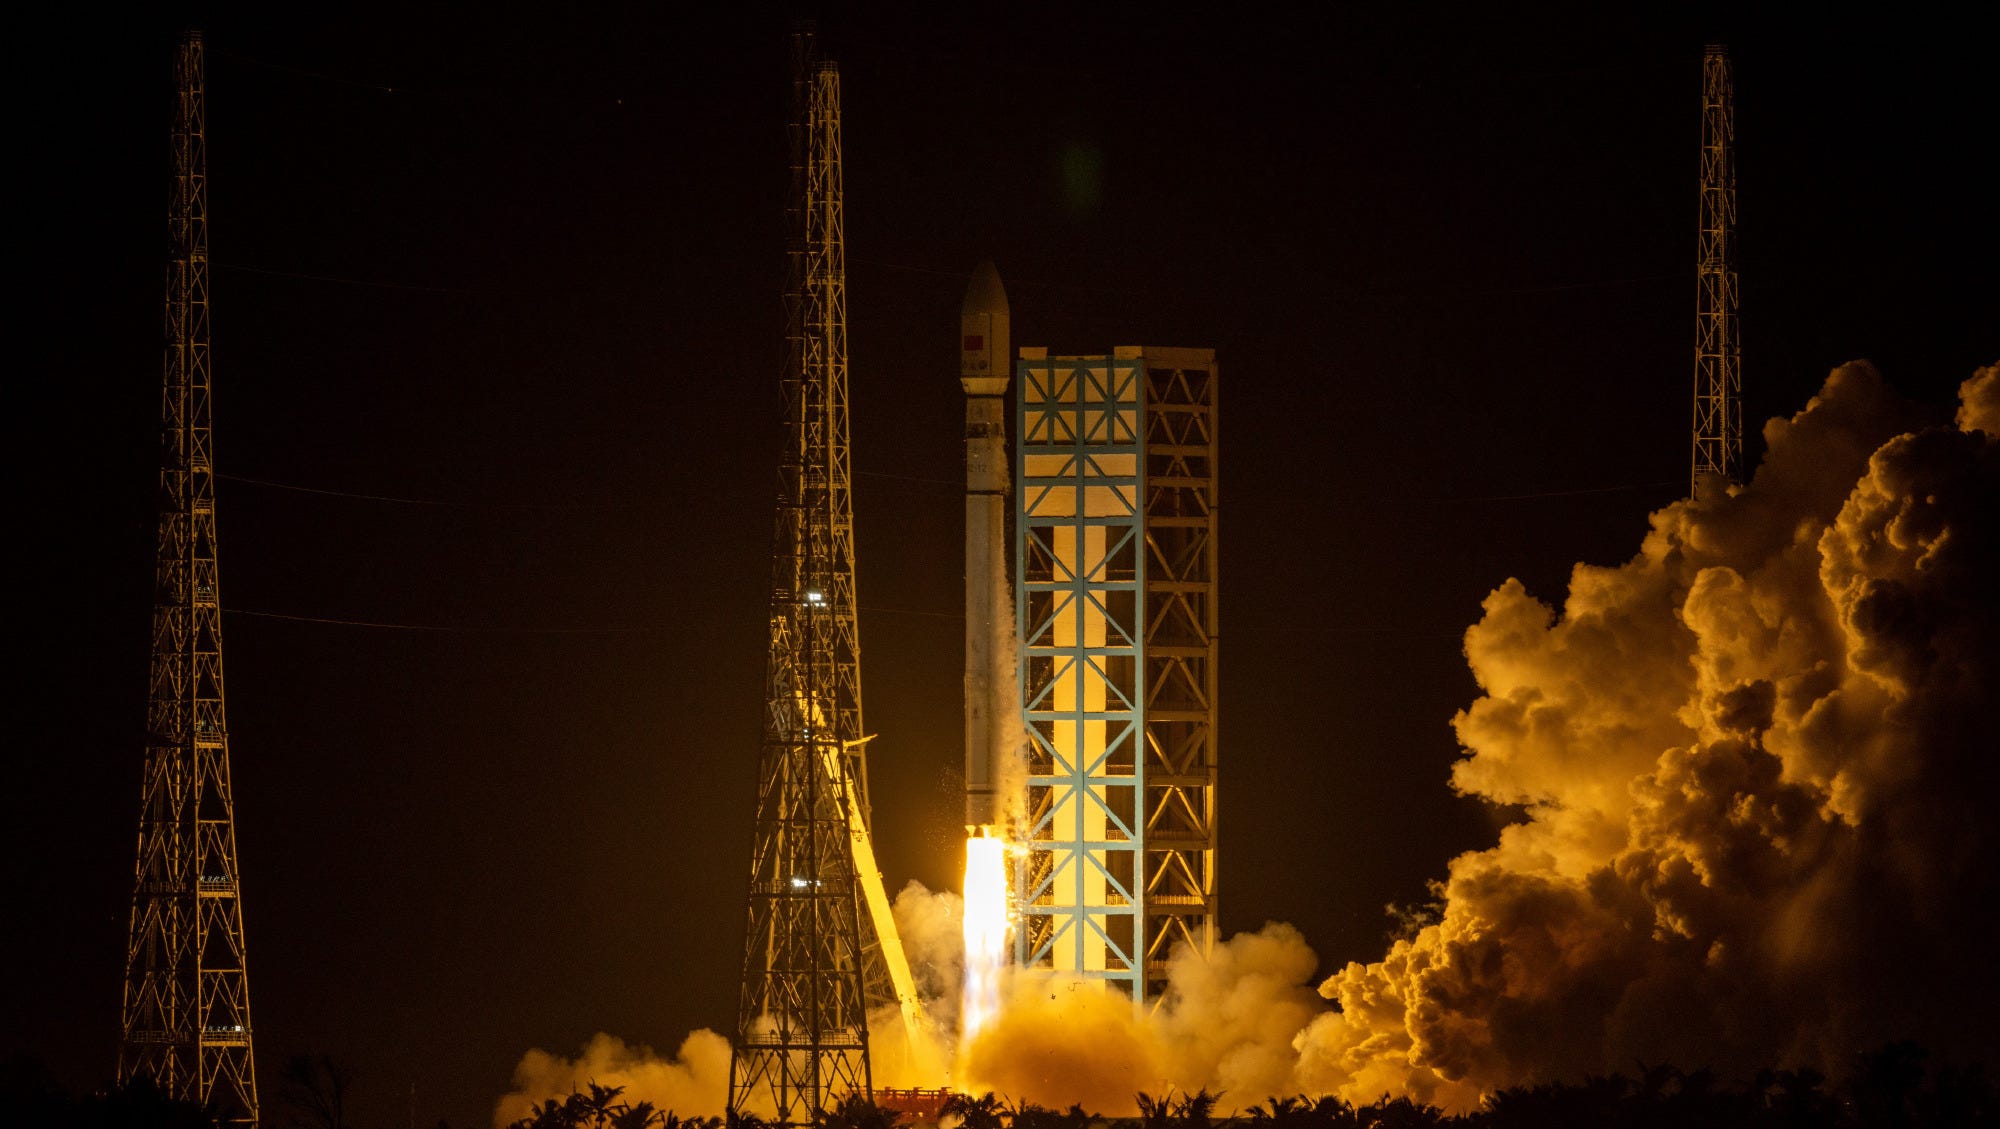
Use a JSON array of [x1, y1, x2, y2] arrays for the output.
[[13, 5, 1995, 1128]]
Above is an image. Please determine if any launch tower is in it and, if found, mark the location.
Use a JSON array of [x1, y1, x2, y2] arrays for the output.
[[1013, 346, 1219, 1008], [728, 31, 920, 1123], [1692, 43, 1741, 494], [117, 31, 261, 1128]]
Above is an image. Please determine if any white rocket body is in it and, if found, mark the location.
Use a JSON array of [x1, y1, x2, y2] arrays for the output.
[[962, 262, 1011, 831]]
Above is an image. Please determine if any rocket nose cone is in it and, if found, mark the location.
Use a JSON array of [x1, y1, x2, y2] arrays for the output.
[[961, 259, 1011, 388], [962, 260, 1009, 318]]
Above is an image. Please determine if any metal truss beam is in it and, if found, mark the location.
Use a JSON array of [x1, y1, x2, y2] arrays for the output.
[[118, 30, 260, 1129], [731, 33, 918, 1123], [1014, 347, 1219, 1009], [1693, 43, 1741, 494]]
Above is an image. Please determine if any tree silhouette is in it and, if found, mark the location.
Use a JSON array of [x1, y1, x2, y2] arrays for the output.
[[1132, 1089, 1219, 1129], [1916, 1062, 1996, 1129], [943, 1091, 1007, 1129], [0, 1063, 218, 1129], [1754, 1066, 1837, 1128], [505, 1082, 704, 1129], [23, 1040, 1998, 1129], [1853, 1042, 1928, 1129], [79, 1075, 219, 1129], [1010, 1101, 1093, 1129], [815, 1094, 902, 1129], [1352, 1094, 1453, 1129], [277, 1054, 356, 1129], [1134, 1091, 1174, 1129]]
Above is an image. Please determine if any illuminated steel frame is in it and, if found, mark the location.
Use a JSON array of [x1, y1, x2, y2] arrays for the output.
[[119, 32, 260, 1128], [730, 35, 921, 1125], [1015, 346, 1218, 1008], [1692, 43, 1741, 493], [728, 40, 873, 1124]]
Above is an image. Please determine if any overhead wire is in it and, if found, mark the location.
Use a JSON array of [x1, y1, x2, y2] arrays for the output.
[[1436, 478, 1685, 502], [222, 470, 1686, 510], [226, 608, 662, 633], [217, 472, 646, 510], [226, 603, 962, 632], [212, 469, 1683, 634], [1235, 479, 1687, 508], [208, 45, 397, 95], [850, 254, 1680, 304], [214, 261, 469, 294]]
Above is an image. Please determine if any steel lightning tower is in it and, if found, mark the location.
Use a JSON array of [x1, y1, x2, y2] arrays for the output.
[[118, 31, 260, 1129], [1692, 42, 1741, 495], [729, 31, 920, 1123]]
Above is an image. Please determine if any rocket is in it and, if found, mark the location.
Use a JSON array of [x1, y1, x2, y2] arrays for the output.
[[962, 261, 1011, 831]]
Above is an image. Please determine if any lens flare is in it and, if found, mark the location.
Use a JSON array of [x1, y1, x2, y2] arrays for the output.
[[961, 829, 1008, 1047]]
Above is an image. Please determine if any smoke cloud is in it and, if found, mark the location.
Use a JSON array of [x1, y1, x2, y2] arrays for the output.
[[894, 880, 965, 1033], [1293, 361, 2000, 1108], [492, 1030, 730, 1126], [958, 923, 1325, 1113], [871, 882, 967, 1087]]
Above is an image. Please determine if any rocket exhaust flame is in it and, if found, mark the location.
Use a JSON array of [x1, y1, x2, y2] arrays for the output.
[[960, 828, 1009, 1051]]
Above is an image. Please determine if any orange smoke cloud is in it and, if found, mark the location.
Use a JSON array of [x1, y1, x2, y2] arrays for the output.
[[958, 923, 1326, 1113], [492, 1031, 730, 1127], [1295, 361, 2000, 1108], [961, 971, 1164, 1114], [869, 881, 966, 1088], [892, 879, 966, 1032]]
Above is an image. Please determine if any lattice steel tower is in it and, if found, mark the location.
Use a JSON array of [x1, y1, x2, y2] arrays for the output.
[[118, 31, 260, 1129], [1692, 42, 1741, 495], [729, 31, 918, 1123], [1014, 346, 1219, 1009]]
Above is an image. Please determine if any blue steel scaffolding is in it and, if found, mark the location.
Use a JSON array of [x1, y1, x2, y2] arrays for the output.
[[1016, 350, 1148, 999], [1014, 346, 1218, 1009]]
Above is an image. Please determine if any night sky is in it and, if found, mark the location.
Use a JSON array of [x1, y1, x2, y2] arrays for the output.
[[14, 6, 1994, 1128]]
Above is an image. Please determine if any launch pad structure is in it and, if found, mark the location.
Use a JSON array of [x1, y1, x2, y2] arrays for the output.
[[1013, 346, 1220, 1008], [1692, 43, 1742, 493], [727, 29, 922, 1125], [118, 31, 261, 1129]]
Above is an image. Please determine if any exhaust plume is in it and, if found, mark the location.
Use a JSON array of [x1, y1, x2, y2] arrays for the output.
[[893, 879, 967, 1034], [958, 923, 1325, 1113], [492, 1031, 730, 1126], [1295, 361, 2000, 1107], [874, 881, 963, 1087]]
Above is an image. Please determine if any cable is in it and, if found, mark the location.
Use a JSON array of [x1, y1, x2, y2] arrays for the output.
[[851, 253, 1678, 303], [1472, 272, 1679, 297], [1443, 479, 1685, 502], [225, 608, 663, 633], [214, 261, 468, 294], [855, 469, 957, 488], [862, 606, 961, 620], [209, 46, 396, 95], [225, 470, 954, 508], [225, 604, 962, 632], [1235, 479, 1686, 507], [217, 473, 647, 510]]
